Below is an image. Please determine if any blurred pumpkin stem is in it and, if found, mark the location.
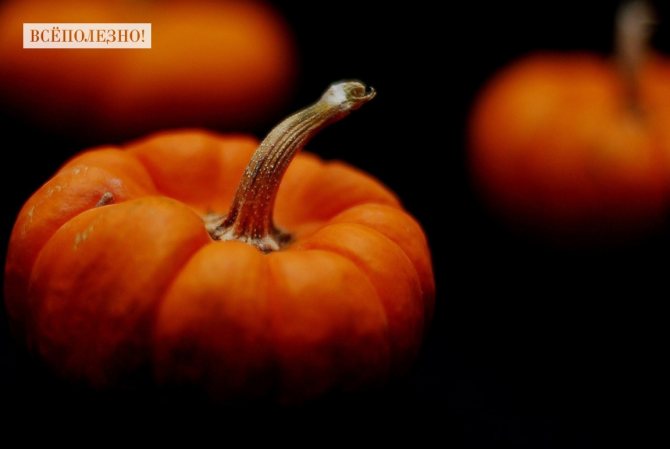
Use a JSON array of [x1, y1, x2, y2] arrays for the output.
[[209, 80, 376, 252], [616, 0, 655, 115]]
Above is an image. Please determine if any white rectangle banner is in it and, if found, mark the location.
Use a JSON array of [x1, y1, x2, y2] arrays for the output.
[[23, 23, 151, 49]]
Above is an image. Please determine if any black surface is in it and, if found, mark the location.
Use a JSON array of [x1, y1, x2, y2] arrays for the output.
[[1, 0, 666, 445]]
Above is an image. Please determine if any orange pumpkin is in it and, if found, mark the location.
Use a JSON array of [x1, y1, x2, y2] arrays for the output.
[[4, 81, 434, 402], [469, 2, 670, 237], [0, 0, 296, 137]]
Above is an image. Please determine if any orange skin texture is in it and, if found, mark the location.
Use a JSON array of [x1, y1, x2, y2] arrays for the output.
[[5, 130, 435, 402], [0, 0, 296, 136], [470, 53, 670, 235]]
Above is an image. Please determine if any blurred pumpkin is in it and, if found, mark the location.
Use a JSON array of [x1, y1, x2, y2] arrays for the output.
[[469, 1, 670, 238], [0, 0, 296, 137], [4, 81, 434, 402]]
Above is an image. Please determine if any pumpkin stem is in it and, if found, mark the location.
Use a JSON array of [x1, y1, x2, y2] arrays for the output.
[[616, 0, 654, 115], [209, 80, 376, 252]]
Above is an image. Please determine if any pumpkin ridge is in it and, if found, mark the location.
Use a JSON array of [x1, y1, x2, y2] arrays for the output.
[[153, 241, 282, 400], [5, 163, 157, 336], [126, 130, 260, 214], [264, 248, 391, 402], [327, 216, 428, 298], [313, 164, 402, 220], [295, 246, 393, 370], [60, 147, 158, 194], [296, 222, 424, 373], [327, 203, 434, 298], [27, 189, 161, 274], [28, 196, 211, 385]]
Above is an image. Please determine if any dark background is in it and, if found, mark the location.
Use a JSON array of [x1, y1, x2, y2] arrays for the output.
[[1, 0, 666, 445]]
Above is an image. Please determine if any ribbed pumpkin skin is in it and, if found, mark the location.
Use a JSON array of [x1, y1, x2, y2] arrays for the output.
[[5, 130, 434, 403]]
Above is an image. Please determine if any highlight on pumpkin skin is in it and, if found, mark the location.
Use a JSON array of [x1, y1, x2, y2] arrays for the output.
[[209, 81, 377, 252]]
